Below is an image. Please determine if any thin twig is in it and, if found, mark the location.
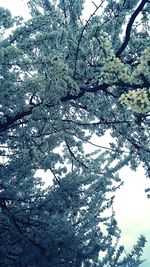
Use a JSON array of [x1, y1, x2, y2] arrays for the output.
[[73, 0, 106, 78]]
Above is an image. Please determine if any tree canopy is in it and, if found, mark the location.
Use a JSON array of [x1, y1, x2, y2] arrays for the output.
[[0, 0, 150, 266]]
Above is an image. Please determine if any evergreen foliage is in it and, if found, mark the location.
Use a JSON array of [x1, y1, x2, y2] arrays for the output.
[[0, 0, 149, 266]]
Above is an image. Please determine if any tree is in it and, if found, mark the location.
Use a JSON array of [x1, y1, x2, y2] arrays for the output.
[[0, 0, 149, 266]]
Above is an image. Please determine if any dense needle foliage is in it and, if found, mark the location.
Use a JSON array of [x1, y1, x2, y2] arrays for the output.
[[0, 0, 150, 266]]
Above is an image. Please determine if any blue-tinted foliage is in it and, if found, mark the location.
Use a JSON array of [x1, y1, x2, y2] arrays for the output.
[[0, 0, 149, 266]]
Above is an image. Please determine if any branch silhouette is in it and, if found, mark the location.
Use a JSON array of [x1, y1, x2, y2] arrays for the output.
[[116, 0, 149, 57]]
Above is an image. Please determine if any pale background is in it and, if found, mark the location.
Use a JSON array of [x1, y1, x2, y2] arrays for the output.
[[1, 0, 150, 265]]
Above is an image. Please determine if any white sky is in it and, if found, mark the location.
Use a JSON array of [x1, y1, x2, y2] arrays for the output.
[[1, 0, 150, 265]]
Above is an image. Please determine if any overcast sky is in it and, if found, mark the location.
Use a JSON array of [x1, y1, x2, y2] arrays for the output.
[[1, 0, 150, 265]]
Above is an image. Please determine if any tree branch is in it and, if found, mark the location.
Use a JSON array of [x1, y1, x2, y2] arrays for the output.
[[0, 108, 33, 133], [73, 0, 106, 78], [116, 0, 149, 57], [0, 80, 149, 133], [67, 132, 129, 154], [63, 118, 132, 126], [61, 83, 117, 102], [65, 138, 88, 169]]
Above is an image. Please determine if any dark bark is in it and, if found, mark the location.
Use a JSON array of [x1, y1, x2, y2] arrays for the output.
[[116, 0, 149, 57]]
